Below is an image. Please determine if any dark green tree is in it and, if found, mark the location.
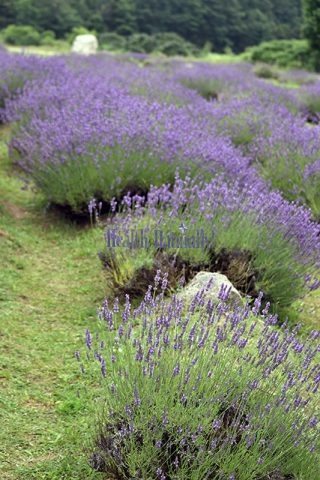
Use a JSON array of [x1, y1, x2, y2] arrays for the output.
[[0, 0, 16, 29], [14, 0, 82, 36], [302, 0, 320, 69], [100, 0, 137, 35], [0, 0, 305, 52]]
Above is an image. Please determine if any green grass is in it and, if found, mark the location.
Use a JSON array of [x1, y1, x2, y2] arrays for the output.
[[188, 52, 243, 63], [5, 43, 70, 56], [0, 126, 107, 479], [4, 42, 243, 64]]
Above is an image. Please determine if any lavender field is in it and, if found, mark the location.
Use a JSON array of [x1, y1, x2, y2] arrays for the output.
[[0, 49, 320, 480]]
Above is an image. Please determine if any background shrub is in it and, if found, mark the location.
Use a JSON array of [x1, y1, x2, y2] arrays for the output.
[[154, 32, 199, 57], [243, 39, 312, 70], [126, 33, 156, 53], [98, 31, 200, 56], [99, 32, 127, 51], [2, 24, 41, 46], [40, 30, 56, 46]]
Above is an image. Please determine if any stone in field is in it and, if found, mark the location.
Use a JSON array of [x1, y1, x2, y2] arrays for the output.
[[71, 34, 98, 55], [179, 271, 242, 306]]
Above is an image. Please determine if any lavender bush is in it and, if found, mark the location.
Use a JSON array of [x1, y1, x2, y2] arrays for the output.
[[4, 52, 318, 219], [78, 277, 320, 479], [5, 58, 254, 212], [209, 90, 300, 154], [101, 173, 320, 318], [198, 80, 320, 219], [252, 117, 320, 220], [172, 61, 255, 100], [0, 50, 67, 122], [299, 82, 320, 115]]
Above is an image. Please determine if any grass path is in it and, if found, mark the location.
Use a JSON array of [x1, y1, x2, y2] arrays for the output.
[[0, 127, 107, 479]]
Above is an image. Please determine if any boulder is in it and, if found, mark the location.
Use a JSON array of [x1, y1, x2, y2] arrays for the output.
[[178, 271, 242, 307], [71, 34, 98, 55]]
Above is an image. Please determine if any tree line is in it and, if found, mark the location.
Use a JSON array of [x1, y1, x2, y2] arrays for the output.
[[0, 0, 302, 53]]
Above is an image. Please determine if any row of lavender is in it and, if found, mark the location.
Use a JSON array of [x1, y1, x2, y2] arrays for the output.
[[78, 278, 320, 480], [1, 50, 319, 479], [2, 52, 320, 215], [1, 50, 320, 315], [2, 52, 320, 217], [2, 54, 253, 209]]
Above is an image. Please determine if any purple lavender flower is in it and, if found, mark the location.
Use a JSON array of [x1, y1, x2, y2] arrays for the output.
[[101, 358, 106, 378], [85, 329, 92, 350]]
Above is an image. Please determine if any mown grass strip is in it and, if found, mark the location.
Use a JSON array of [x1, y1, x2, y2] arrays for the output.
[[0, 126, 107, 479]]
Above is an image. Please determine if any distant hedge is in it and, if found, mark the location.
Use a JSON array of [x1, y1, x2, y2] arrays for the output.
[[100, 31, 200, 57], [2, 25, 41, 46], [243, 39, 313, 70]]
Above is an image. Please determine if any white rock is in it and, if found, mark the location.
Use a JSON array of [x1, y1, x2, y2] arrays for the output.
[[179, 271, 242, 306], [71, 34, 98, 55]]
